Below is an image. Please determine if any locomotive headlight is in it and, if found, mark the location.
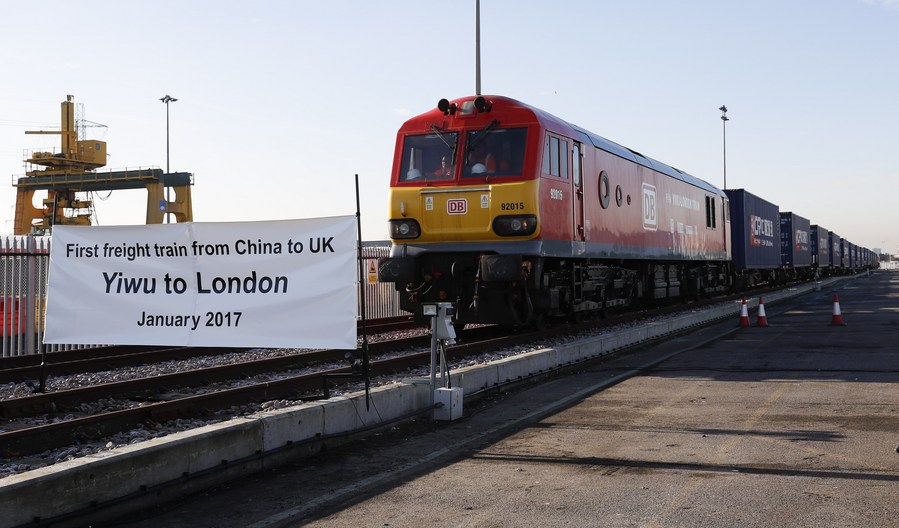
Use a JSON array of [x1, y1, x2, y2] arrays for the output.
[[493, 215, 538, 237], [389, 219, 421, 239]]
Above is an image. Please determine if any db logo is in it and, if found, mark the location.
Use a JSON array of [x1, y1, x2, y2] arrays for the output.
[[447, 199, 467, 215], [642, 183, 657, 231]]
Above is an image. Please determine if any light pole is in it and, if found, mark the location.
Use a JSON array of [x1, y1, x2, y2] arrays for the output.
[[719, 105, 729, 190], [475, 0, 481, 96], [160, 95, 178, 223]]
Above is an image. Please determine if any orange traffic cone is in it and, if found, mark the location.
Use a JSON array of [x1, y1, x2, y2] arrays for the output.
[[739, 297, 750, 327], [830, 295, 846, 326], [756, 297, 769, 327]]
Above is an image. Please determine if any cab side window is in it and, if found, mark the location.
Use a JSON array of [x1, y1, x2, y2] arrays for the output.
[[543, 134, 569, 179], [705, 196, 717, 228]]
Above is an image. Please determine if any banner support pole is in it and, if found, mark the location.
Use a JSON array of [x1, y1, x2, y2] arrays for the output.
[[355, 174, 371, 409]]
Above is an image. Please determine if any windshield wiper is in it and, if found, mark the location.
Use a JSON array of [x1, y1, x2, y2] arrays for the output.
[[465, 119, 501, 156], [430, 124, 456, 154]]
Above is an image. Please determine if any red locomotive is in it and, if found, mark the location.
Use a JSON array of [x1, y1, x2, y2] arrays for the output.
[[378, 95, 732, 326]]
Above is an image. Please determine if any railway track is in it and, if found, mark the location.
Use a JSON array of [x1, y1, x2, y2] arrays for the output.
[[0, 291, 790, 462], [0, 316, 419, 385], [0, 328, 496, 457]]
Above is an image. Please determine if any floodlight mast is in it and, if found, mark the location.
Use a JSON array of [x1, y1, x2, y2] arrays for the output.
[[475, 0, 481, 96], [160, 95, 178, 223], [719, 105, 729, 190]]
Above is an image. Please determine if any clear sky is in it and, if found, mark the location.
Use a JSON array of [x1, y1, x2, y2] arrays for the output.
[[1, 0, 897, 254]]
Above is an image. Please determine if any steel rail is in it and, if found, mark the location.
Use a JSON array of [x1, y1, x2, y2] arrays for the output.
[[0, 293, 764, 458], [0, 317, 421, 383]]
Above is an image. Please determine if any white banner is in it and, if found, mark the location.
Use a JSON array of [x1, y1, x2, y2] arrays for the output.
[[44, 217, 358, 349]]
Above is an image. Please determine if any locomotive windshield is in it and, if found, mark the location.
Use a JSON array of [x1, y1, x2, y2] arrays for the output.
[[399, 132, 458, 182], [399, 127, 528, 181], [463, 127, 527, 178]]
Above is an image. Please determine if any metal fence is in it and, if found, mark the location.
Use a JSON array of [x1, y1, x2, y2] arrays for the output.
[[359, 244, 404, 319], [1, 235, 403, 357], [1, 235, 50, 357]]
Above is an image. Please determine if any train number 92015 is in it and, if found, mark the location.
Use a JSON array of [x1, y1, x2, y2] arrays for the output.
[[500, 202, 526, 211]]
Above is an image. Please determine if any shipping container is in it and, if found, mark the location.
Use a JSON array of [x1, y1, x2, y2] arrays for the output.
[[725, 189, 781, 269], [838, 236, 848, 268], [779, 212, 812, 268], [811, 225, 831, 268], [828, 232, 840, 268]]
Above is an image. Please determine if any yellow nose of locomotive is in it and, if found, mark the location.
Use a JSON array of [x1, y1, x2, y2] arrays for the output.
[[388, 180, 539, 244]]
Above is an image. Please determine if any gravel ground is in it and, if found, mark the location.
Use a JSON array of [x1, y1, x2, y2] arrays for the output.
[[0, 303, 727, 479]]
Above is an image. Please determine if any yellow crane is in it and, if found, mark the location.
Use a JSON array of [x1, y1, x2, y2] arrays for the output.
[[13, 95, 193, 234]]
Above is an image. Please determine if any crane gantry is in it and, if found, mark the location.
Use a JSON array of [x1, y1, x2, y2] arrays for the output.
[[13, 95, 193, 234]]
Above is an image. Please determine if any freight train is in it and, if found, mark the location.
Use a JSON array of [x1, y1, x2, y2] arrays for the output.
[[377, 95, 877, 327]]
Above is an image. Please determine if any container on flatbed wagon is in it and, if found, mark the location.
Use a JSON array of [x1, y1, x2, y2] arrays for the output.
[[725, 189, 781, 269], [829, 231, 845, 269], [779, 212, 811, 268], [811, 225, 830, 268]]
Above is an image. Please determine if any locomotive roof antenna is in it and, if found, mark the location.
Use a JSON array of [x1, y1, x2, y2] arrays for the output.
[[475, 0, 481, 96], [719, 105, 729, 190]]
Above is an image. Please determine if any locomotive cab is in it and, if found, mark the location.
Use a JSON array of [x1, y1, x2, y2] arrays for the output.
[[379, 96, 545, 325]]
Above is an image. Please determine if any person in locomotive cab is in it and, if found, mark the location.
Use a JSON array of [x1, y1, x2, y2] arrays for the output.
[[432, 155, 453, 178], [468, 144, 496, 175]]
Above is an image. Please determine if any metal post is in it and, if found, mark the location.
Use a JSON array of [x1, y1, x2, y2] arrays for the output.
[[475, 0, 481, 96], [429, 316, 438, 409], [25, 235, 36, 357], [160, 95, 178, 223], [355, 174, 371, 409], [719, 105, 729, 190]]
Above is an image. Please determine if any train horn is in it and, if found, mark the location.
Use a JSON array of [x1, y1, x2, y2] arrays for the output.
[[437, 98, 457, 115]]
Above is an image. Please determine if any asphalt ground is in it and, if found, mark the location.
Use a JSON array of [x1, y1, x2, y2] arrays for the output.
[[113, 271, 899, 528]]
